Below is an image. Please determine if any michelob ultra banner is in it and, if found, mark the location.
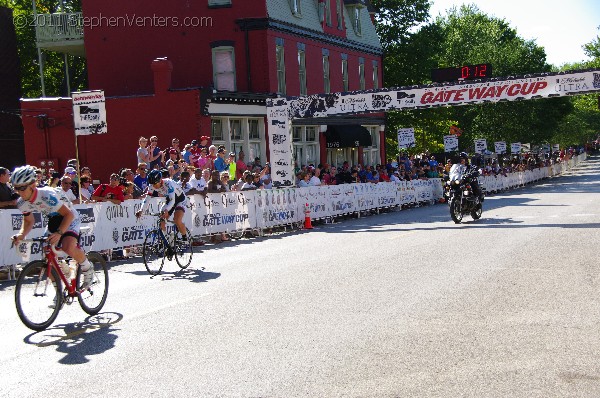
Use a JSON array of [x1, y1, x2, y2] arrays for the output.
[[494, 141, 507, 154], [72, 90, 108, 135], [511, 143, 521, 153], [444, 135, 459, 152], [474, 139, 487, 154], [397, 127, 416, 149]]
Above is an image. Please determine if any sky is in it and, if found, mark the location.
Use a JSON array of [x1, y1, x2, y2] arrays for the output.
[[428, 0, 600, 67]]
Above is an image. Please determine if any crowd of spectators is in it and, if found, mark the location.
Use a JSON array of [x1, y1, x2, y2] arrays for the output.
[[0, 137, 585, 211]]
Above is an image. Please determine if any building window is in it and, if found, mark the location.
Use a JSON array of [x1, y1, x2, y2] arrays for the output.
[[289, 0, 301, 16], [336, 0, 343, 30], [211, 119, 223, 141], [249, 119, 260, 139], [373, 61, 379, 89], [323, 54, 330, 93], [230, 119, 242, 140], [211, 117, 264, 164], [292, 126, 319, 167], [212, 47, 236, 91], [292, 126, 302, 142], [276, 40, 286, 95], [352, 7, 362, 36], [341, 55, 348, 91], [208, 0, 231, 6], [325, 0, 332, 26], [359, 58, 365, 90], [298, 48, 307, 96]]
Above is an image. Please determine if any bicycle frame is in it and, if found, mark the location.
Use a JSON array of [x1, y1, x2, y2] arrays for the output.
[[28, 238, 81, 297]]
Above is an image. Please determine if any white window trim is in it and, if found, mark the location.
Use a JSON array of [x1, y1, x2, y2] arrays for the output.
[[276, 44, 286, 95]]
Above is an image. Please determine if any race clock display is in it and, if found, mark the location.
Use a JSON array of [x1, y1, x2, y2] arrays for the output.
[[431, 64, 492, 83]]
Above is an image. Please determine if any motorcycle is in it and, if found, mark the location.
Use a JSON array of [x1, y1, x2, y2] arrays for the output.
[[446, 165, 483, 224]]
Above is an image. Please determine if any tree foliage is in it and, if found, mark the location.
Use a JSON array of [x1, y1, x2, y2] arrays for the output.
[[1, 0, 86, 98], [376, 3, 592, 157]]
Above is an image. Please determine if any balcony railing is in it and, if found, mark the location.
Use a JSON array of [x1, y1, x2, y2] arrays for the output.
[[35, 12, 84, 56], [35, 12, 83, 43]]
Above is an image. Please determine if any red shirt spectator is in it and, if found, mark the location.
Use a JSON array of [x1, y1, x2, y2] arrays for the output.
[[91, 173, 125, 204]]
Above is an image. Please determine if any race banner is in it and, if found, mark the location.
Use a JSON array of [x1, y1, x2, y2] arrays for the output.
[[266, 98, 294, 188], [397, 127, 416, 149], [444, 135, 459, 152], [553, 144, 560, 152], [522, 143, 531, 152], [494, 141, 507, 154], [511, 142, 521, 153], [72, 90, 108, 136], [474, 139, 487, 154], [255, 188, 298, 229]]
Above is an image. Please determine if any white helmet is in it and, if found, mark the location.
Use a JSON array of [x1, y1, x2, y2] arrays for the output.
[[10, 165, 37, 187]]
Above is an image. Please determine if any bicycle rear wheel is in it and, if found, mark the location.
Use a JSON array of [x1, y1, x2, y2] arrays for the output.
[[77, 252, 109, 315], [174, 228, 193, 269], [15, 260, 62, 331], [143, 229, 166, 275]]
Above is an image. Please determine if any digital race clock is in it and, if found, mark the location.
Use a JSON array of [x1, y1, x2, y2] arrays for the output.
[[431, 63, 492, 83]]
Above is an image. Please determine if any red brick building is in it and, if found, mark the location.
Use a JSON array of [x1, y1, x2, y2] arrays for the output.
[[22, 0, 385, 181]]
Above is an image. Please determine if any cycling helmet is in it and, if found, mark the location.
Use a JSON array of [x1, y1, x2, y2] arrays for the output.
[[459, 152, 468, 159], [10, 165, 37, 187], [147, 169, 162, 185]]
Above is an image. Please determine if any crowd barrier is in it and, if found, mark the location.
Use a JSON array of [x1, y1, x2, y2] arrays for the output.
[[0, 153, 586, 270]]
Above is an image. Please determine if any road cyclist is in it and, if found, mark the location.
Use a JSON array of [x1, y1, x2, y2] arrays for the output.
[[135, 170, 193, 274], [10, 165, 95, 287]]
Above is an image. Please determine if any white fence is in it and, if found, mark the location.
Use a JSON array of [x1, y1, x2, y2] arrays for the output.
[[0, 154, 585, 269]]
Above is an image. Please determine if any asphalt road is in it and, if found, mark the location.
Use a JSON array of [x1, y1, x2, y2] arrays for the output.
[[1, 157, 600, 397]]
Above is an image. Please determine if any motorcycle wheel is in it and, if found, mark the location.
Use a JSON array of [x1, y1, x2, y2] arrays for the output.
[[471, 202, 483, 220], [449, 199, 463, 224]]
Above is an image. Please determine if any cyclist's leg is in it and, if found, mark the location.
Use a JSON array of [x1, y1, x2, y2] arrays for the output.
[[172, 208, 187, 238], [60, 232, 93, 286]]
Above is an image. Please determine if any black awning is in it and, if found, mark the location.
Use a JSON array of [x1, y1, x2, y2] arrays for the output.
[[324, 125, 372, 148]]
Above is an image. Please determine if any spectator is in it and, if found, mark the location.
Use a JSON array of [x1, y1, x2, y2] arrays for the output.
[[252, 157, 262, 169], [252, 172, 264, 189], [236, 150, 248, 181], [79, 176, 93, 202], [64, 166, 79, 198], [206, 145, 217, 170], [379, 168, 390, 182], [220, 172, 231, 191], [148, 135, 164, 170], [298, 172, 310, 187], [308, 168, 321, 186], [122, 181, 136, 200], [80, 166, 94, 194], [240, 173, 256, 191], [389, 170, 401, 183], [91, 173, 124, 205], [121, 168, 144, 199], [0, 167, 18, 208], [228, 152, 237, 185], [323, 166, 338, 185], [188, 140, 201, 167], [133, 163, 149, 192], [429, 155, 438, 169], [59, 176, 79, 204], [260, 164, 272, 189], [47, 171, 61, 188], [165, 138, 181, 160], [199, 135, 210, 151], [181, 144, 193, 164], [214, 148, 229, 173], [188, 168, 208, 195], [178, 171, 192, 194], [35, 168, 46, 188], [165, 149, 182, 180], [137, 136, 150, 167], [234, 170, 251, 191]]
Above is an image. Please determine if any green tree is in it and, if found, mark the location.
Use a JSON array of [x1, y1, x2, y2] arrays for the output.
[[1, 0, 86, 98]]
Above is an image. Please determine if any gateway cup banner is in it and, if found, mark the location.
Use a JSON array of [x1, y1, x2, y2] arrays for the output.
[[268, 69, 600, 187]]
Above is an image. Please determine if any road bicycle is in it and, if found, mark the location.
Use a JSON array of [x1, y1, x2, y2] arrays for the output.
[[141, 213, 194, 276], [13, 237, 108, 331]]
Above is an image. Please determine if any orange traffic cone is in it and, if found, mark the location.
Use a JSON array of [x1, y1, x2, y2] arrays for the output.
[[303, 203, 313, 229]]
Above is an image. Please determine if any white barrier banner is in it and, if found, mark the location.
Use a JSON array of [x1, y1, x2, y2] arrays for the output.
[[328, 184, 356, 216], [256, 188, 298, 228], [189, 192, 255, 235]]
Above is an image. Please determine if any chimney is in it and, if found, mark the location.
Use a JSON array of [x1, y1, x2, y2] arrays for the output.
[[151, 57, 173, 95]]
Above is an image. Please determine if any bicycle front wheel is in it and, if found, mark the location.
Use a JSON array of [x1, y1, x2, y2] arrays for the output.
[[174, 228, 194, 269], [143, 229, 166, 275], [15, 260, 62, 331], [77, 252, 109, 315]]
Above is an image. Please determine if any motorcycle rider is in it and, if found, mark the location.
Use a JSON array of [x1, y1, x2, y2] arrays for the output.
[[449, 152, 484, 202]]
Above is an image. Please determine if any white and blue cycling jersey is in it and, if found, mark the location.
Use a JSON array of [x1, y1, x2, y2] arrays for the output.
[[141, 178, 187, 215], [17, 186, 81, 234]]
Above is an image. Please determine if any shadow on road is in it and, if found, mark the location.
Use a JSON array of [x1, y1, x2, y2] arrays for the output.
[[23, 312, 123, 364]]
